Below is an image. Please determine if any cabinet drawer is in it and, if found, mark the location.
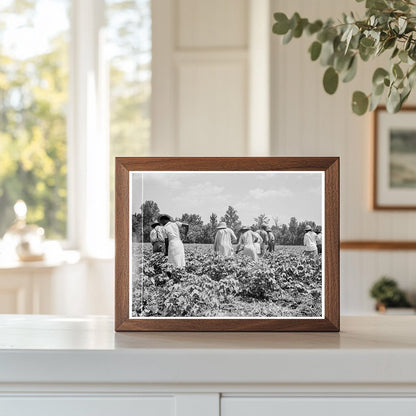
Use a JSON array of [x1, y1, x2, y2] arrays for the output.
[[221, 397, 416, 416], [0, 396, 174, 416]]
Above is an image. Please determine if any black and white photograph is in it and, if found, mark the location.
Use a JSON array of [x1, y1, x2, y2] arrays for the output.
[[130, 171, 324, 319]]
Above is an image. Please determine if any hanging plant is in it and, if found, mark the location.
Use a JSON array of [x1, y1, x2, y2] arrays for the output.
[[272, 0, 416, 115]]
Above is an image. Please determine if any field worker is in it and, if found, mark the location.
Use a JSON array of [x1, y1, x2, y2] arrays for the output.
[[251, 226, 263, 255], [259, 224, 269, 255], [303, 225, 317, 257], [237, 226, 260, 262], [316, 227, 322, 254], [149, 221, 165, 253], [213, 222, 237, 257], [266, 227, 275, 252], [158, 214, 189, 267]]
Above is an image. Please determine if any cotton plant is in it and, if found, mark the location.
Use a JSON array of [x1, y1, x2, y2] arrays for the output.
[[272, 0, 416, 115]]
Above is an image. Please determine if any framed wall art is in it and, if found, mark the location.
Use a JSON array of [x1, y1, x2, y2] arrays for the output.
[[374, 106, 416, 210], [115, 157, 339, 331]]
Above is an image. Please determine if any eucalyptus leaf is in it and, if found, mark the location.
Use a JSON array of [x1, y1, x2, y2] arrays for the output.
[[386, 87, 401, 112], [293, 18, 308, 38], [282, 29, 293, 44], [373, 82, 385, 95], [359, 44, 375, 61], [320, 40, 335, 66], [273, 13, 290, 35], [391, 47, 399, 59], [360, 37, 375, 48], [352, 91, 369, 115], [342, 56, 357, 82], [405, 34, 413, 50], [309, 41, 322, 61], [401, 87, 411, 106], [393, 63, 404, 79], [372, 67, 389, 85], [399, 49, 408, 63], [323, 67, 339, 94], [366, 0, 388, 10], [369, 92, 383, 111], [307, 20, 323, 35], [398, 17, 407, 34], [383, 37, 396, 49], [334, 52, 352, 72]]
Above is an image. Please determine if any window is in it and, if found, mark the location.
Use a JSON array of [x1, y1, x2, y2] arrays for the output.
[[106, 0, 152, 237], [0, 0, 151, 250], [0, 0, 70, 239]]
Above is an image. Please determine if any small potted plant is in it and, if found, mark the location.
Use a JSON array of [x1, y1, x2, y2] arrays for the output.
[[370, 276, 414, 314]]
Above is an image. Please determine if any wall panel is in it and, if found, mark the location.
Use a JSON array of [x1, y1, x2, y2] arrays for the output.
[[177, 0, 248, 49], [177, 61, 247, 156]]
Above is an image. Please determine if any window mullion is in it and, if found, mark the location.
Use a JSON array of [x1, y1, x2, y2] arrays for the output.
[[69, 0, 109, 256]]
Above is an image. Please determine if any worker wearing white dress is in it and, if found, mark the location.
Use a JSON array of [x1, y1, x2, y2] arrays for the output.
[[236, 226, 260, 262], [213, 222, 237, 257], [158, 214, 189, 267], [303, 225, 317, 257], [251, 227, 263, 255]]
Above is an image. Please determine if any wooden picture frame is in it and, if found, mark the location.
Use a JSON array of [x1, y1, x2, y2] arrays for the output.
[[115, 157, 339, 332], [373, 106, 416, 210]]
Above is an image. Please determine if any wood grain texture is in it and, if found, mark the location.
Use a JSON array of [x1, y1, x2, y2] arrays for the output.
[[115, 157, 340, 332], [373, 106, 416, 210], [341, 241, 416, 250]]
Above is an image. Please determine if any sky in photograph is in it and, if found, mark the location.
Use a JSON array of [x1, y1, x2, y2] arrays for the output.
[[131, 171, 323, 226]]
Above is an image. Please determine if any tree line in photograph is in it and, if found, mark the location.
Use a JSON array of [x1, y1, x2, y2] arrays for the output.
[[132, 200, 319, 246]]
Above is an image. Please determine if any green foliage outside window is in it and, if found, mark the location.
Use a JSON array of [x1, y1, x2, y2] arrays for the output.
[[0, 0, 69, 238]]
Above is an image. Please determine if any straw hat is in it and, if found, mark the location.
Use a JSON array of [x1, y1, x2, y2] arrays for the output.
[[266, 227, 272, 232], [158, 214, 173, 222], [217, 222, 227, 229], [305, 225, 312, 231], [240, 225, 250, 231]]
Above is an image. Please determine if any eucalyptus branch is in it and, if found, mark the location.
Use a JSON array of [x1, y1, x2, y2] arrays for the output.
[[272, 0, 416, 115]]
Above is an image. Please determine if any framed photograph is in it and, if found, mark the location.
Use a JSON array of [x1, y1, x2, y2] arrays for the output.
[[374, 106, 416, 209], [115, 157, 339, 332]]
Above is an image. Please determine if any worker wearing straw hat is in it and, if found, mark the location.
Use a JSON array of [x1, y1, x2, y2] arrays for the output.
[[213, 222, 237, 257], [236, 225, 260, 262], [303, 224, 317, 257], [149, 221, 165, 253]]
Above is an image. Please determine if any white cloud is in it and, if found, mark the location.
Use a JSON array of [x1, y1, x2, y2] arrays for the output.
[[249, 187, 292, 199]]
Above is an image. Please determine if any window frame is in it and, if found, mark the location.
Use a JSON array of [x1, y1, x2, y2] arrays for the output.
[[67, 0, 111, 257]]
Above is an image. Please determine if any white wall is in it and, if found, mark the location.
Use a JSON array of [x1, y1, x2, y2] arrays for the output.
[[271, 0, 416, 313]]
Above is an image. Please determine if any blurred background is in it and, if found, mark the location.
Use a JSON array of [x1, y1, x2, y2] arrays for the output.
[[0, 0, 415, 316]]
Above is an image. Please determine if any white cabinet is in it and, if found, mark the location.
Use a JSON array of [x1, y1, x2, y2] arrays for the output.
[[222, 398, 416, 416], [1, 397, 175, 416], [1, 316, 416, 416]]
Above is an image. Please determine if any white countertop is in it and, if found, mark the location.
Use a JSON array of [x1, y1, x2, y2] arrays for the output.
[[0, 315, 415, 386]]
